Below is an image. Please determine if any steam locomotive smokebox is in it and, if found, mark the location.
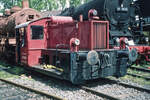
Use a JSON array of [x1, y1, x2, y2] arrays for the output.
[[60, 0, 134, 46], [138, 0, 150, 17], [60, 0, 105, 20], [60, 0, 132, 25]]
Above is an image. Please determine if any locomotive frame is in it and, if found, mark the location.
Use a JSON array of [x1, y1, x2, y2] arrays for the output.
[[15, 16, 130, 84]]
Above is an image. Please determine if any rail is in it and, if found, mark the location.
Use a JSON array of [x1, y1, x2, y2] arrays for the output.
[[0, 78, 66, 100], [78, 85, 120, 100]]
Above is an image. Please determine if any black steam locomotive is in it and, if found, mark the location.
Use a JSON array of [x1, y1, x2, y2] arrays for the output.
[[60, 0, 145, 47]]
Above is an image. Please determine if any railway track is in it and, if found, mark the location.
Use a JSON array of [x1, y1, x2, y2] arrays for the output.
[[127, 73, 150, 80], [1, 77, 149, 100], [0, 63, 150, 100], [78, 85, 120, 100], [103, 78, 149, 97], [127, 66, 150, 80], [130, 66, 150, 73], [0, 78, 65, 100], [104, 78, 150, 93], [78, 78, 150, 100]]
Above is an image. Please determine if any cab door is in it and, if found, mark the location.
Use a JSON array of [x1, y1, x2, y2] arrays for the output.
[[27, 25, 45, 66], [16, 27, 28, 65]]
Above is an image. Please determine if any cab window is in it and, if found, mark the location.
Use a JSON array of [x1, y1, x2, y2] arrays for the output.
[[31, 25, 44, 40], [19, 27, 26, 47]]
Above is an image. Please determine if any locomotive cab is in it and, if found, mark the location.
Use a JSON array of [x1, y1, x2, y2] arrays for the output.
[[15, 16, 130, 84], [16, 23, 28, 64]]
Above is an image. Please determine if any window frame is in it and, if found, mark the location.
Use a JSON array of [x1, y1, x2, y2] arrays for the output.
[[30, 25, 44, 40]]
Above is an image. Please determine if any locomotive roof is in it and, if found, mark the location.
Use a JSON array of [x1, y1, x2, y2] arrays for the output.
[[15, 16, 74, 29], [15, 17, 48, 29], [15, 21, 31, 29]]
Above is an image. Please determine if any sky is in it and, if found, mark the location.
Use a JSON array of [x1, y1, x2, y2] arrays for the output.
[[0, 3, 4, 11]]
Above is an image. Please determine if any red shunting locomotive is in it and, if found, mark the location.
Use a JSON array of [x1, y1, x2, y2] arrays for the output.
[[15, 11, 132, 84]]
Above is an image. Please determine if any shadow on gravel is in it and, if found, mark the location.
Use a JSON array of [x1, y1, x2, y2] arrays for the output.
[[27, 70, 80, 91], [0, 60, 118, 92], [24, 69, 117, 92], [84, 78, 117, 88]]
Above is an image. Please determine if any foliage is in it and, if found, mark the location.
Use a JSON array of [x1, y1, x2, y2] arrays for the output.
[[31, 0, 58, 11], [59, 0, 67, 10], [0, 0, 91, 13], [84, 0, 91, 3], [70, 0, 81, 7]]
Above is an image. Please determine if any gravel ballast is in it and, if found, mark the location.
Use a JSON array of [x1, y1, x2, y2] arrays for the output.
[[7, 75, 150, 100]]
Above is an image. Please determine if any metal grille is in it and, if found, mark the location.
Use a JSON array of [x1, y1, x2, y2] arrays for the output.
[[93, 22, 107, 49]]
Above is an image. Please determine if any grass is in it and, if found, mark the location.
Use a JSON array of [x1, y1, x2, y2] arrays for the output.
[[133, 62, 150, 69], [0, 61, 34, 82], [128, 68, 150, 77], [120, 75, 150, 86], [109, 63, 150, 86], [0, 71, 18, 79], [0, 61, 26, 79], [9, 67, 25, 75], [120, 63, 150, 86], [0, 60, 150, 86]]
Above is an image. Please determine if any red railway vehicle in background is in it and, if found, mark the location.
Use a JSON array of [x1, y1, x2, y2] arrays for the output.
[[15, 12, 134, 84], [0, 0, 41, 63]]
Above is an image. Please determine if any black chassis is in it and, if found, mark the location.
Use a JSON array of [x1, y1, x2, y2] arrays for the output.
[[59, 49, 129, 84]]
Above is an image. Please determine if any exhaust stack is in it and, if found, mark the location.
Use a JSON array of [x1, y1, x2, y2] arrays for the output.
[[22, 0, 29, 8]]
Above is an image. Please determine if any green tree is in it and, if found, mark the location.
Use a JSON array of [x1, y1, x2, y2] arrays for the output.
[[70, 0, 81, 7], [0, 0, 91, 13], [0, 0, 22, 13], [59, 0, 66, 10], [84, 0, 90, 3]]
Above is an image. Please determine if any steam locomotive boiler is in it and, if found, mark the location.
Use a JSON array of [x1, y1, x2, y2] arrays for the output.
[[60, 0, 138, 46], [60, 0, 150, 62], [15, 14, 132, 84]]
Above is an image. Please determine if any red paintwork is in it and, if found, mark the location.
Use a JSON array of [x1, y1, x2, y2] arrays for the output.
[[88, 9, 100, 20], [113, 37, 150, 62], [26, 18, 48, 66], [70, 38, 79, 52], [50, 16, 74, 23], [78, 21, 109, 50], [114, 44, 150, 62], [18, 17, 109, 66], [129, 46, 150, 61], [119, 37, 126, 50]]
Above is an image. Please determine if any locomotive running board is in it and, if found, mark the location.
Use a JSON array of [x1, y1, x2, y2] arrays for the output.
[[26, 65, 64, 79]]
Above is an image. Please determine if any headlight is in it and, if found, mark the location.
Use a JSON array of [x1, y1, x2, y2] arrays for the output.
[[116, 38, 120, 43], [93, 10, 98, 16], [75, 39, 80, 46], [145, 37, 149, 42], [87, 50, 99, 65], [133, 0, 138, 2], [128, 40, 135, 46], [124, 38, 128, 44], [135, 15, 139, 21]]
